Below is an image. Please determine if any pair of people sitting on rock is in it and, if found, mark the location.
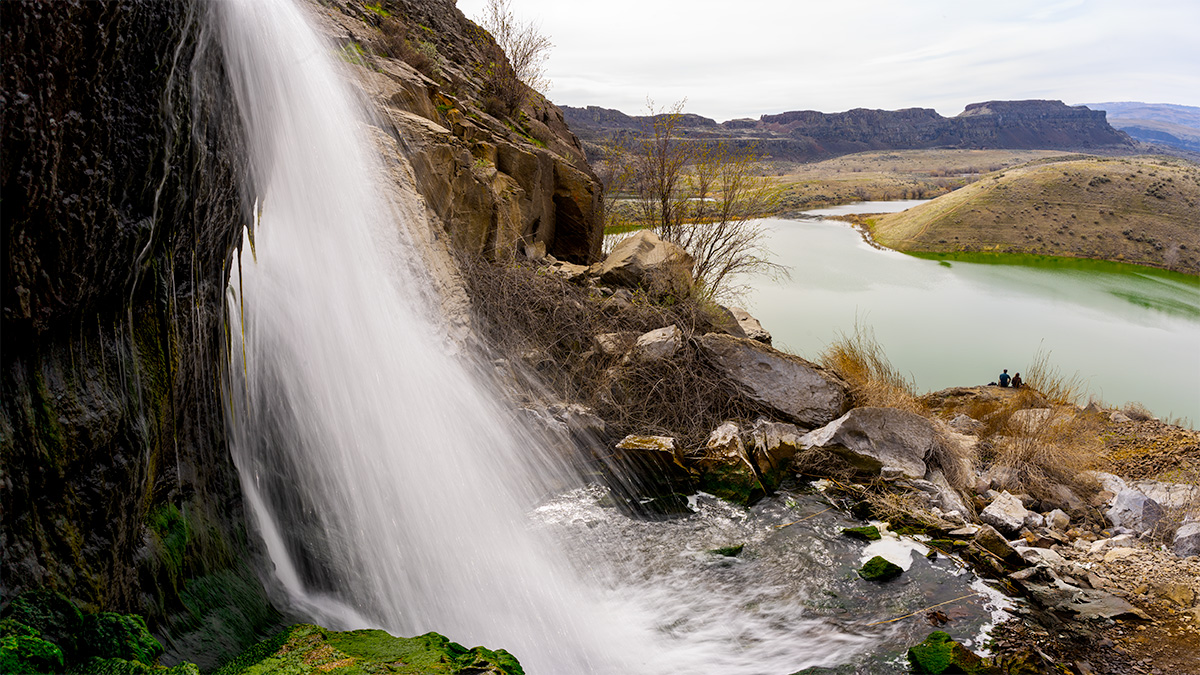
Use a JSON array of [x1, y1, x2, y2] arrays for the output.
[[996, 369, 1022, 388]]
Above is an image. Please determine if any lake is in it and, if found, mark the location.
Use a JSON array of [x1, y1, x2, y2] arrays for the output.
[[740, 203, 1200, 425]]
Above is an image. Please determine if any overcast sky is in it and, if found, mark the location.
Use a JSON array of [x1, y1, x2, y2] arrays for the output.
[[455, 0, 1200, 121]]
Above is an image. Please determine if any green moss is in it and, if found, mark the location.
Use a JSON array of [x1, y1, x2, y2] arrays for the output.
[[906, 631, 1001, 674], [708, 544, 745, 557], [0, 619, 40, 638], [79, 613, 163, 665], [696, 463, 764, 506], [4, 589, 84, 658], [216, 624, 523, 675], [148, 504, 190, 583], [840, 526, 881, 541], [0, 634, 66, 674], [857, 556, 902, 582], [364, 2, 390, 17], [69, 656, 200, 675]]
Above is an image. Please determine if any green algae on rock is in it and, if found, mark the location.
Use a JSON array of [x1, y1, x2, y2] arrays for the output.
[[708, 544, 746, 557], [906, 631, 1001, 674], [215, 624, 524, 675], [840, 525, 882, 541], [857, 555, 903, 582]]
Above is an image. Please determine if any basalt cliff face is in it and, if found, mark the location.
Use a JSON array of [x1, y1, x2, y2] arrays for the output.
[[564, 100, 1135, 162], [1, 0, 602, 666]]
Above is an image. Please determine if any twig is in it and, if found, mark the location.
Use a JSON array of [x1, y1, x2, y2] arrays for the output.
[[865, 593, 982, 626], [774, 506, 833, 529]]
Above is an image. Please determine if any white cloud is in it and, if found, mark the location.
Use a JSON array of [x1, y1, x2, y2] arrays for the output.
[[456, 0, 1200, 120]]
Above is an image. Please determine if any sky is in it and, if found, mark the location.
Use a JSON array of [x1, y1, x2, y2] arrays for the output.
[[455, 0, 1200, 121]]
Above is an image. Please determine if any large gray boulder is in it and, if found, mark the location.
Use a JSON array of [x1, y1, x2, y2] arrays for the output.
[[1107, 489, 1165, 533], [596, 230, 694, 297], [1173, 522, 1200, 557], [798, 407, 936, 478], [697, 333, 850, 427]]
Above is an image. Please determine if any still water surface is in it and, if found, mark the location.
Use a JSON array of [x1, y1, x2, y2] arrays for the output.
[[742, 204, 1200, 424]]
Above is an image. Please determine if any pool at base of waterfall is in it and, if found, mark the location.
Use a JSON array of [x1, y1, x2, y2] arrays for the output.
[[531, 485, 1011, 675]]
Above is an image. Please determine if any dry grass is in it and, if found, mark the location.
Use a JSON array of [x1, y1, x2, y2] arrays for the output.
[[986, 409, 1103, 504], [819, 322, 921, 413], [1023, 348, 1086, 406]]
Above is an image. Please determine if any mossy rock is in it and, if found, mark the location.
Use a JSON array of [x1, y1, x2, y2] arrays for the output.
[[708, 544, 745, 557], [3, 589, 84, 658], [216, 624, 523, 675], [695, 464, 764, 506], [857, 556, 903, 582], [906, 631, 1002, 674], [0, 634, 66, 674], [841, 526, 881, 541], [69, 657, 200, 675], [79, 613, 163, 665]]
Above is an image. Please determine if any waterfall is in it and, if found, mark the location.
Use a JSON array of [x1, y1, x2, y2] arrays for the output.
[[216, 0, 646, 671]]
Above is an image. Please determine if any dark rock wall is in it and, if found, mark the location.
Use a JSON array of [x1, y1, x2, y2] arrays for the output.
[[2, 0, 277, 667]]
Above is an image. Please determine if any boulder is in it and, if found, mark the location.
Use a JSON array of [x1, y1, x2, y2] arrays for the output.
[[980, 491, 1032, 535], [632, 325, 682, 362], [1009, 408, 1054, 432], [697, 333, 850, 427], [858, 556, 903, 582], [907, 631, 998, 675], [596, 230, 694, 297], [606, 435, 694, 517], [728, 307, 772, 344], [1173, 522, 1200, 557], [743, 419, 805, 481], [1106, 489, 1165, 533], [799, 407, 937, 479], [842, 526, 882, 541], [691, 422, 766, 505], [1130, 479, 1200, 510]]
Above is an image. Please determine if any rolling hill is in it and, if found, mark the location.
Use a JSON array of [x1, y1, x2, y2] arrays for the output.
[[871, 155, 1200, 274]]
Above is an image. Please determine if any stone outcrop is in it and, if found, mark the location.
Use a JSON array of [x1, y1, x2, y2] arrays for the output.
[[1173, 523, 1200, 557], [632, 325, 683, 362], [314, 0, 603, 265], [728, 307, 771, 344], [799, 407, 938, 479], [595, 230, 695, 297], [696, 333, 850, 428], [980, 491, 1035, 535]]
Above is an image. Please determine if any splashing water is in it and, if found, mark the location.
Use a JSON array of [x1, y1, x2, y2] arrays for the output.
[[216, 0, 1003, 672]]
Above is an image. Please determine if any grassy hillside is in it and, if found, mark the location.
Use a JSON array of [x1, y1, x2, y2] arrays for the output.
[[871, 155, 1200, 274]]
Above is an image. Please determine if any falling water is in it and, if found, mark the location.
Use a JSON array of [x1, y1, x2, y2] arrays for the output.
[[216, 0, 1004, 672], [216, 0, 645, 670]]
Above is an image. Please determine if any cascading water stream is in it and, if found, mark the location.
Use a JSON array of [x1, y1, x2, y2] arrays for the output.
[[216, 1, 1007, 672], [216, 0, 646, 671]]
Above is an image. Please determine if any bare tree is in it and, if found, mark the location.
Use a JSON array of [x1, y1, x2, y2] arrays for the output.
[[474, 0, 553, 94], [619, 99, 786, 300]]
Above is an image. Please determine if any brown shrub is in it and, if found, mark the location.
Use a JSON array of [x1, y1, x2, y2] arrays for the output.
[[457, 254, 772, 447], [819, 322, 920, 413]]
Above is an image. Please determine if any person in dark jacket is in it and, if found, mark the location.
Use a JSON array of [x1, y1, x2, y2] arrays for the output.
[[998, 369, 1011, 387], [1011, 372, 1023, 389]]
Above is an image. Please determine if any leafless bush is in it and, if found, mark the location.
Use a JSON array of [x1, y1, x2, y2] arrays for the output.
[[1024, 347, 1086, 406], [1120, 401, 1156, 421], [457, 254, 772, 446], [473, 0, 553, 94]]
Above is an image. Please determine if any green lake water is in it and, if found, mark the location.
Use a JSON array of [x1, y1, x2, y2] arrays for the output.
[[741, 209, 1200, 425]]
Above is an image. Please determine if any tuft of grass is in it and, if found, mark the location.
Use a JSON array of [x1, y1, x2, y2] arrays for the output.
[[819, 322, 920, 413], [1023, 347, 1085, 406]]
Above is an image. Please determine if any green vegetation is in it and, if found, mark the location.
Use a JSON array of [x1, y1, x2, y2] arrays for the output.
[[708, 544, 745, 557], [840, 525, 881, 541], [857, 556, 903, 582], [364, 2, 390, 17], [907, 631, 999, 674], [215, 624, 523, 675]]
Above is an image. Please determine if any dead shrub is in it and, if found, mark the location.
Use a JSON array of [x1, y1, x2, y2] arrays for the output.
[[1120, 401, 1156, 421], [988, 408, 1102, 504], [1024, 347, 1085, 406], [457, 254, 773, 447]]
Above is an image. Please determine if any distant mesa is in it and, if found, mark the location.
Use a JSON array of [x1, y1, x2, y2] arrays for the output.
[[563, 100, 1135, 162], [1083, 102, 1200, 153]]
